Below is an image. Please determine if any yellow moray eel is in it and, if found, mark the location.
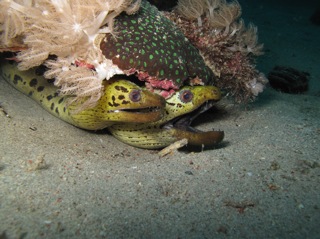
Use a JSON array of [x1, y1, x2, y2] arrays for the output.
[[0, 60, 165, 130], [109, 85, 224, 149]]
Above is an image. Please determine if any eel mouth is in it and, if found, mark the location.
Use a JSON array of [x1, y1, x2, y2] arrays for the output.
[[111, 106, 162, 114], [108, 95, 166, 123], [162, 100, 224, 146], [108, 90, 166, 123]]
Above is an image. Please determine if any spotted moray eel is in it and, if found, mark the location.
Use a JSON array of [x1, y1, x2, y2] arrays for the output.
[[109, 85, 224, 149], [0, 60, 165, 130]]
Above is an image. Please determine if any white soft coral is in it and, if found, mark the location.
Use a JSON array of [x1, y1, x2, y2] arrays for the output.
[[0, 0, 141, 110], [1, 0, 139, 60]]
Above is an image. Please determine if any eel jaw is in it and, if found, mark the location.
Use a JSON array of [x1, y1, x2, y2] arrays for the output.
[[162, 101, 224, 147]]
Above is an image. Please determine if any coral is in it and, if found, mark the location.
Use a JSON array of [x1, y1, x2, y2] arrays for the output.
[[99, 0, 215, 99], [0, 0, 266, 109], [165, 0, 267, 102], [0, 0, 141, 110], [175, 0, 241, 31]]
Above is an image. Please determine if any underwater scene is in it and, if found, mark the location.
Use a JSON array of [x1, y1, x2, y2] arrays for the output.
[[0, 0, 319, 238]]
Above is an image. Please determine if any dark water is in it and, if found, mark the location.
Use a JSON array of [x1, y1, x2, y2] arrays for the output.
[[241, 0, 320, 95]]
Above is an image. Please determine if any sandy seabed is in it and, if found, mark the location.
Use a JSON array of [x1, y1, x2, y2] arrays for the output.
[[0, 0, 319, 238]]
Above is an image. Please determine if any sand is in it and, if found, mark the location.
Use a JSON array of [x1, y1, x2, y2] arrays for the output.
[[0, 0, 319, 238]]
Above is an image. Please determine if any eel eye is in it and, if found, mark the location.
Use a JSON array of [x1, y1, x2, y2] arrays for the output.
[[129, 89, 141, 102], [179, 90, 193, 103]]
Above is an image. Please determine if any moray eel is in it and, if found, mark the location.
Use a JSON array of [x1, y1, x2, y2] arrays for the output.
[[109, 85, 224, 149], [0, 60, 165, 130]]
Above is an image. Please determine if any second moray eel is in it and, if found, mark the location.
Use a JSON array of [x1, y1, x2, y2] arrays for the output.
[[109, 85, 224, 149], [0, 60, 165, 130]]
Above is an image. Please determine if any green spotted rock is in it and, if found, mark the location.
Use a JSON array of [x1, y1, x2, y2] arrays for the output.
[[100, 0, 215, 91]]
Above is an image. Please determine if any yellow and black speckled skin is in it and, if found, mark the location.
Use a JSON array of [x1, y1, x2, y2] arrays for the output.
[[109, 85, 224, 149], [0, 60, 165, 130]]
